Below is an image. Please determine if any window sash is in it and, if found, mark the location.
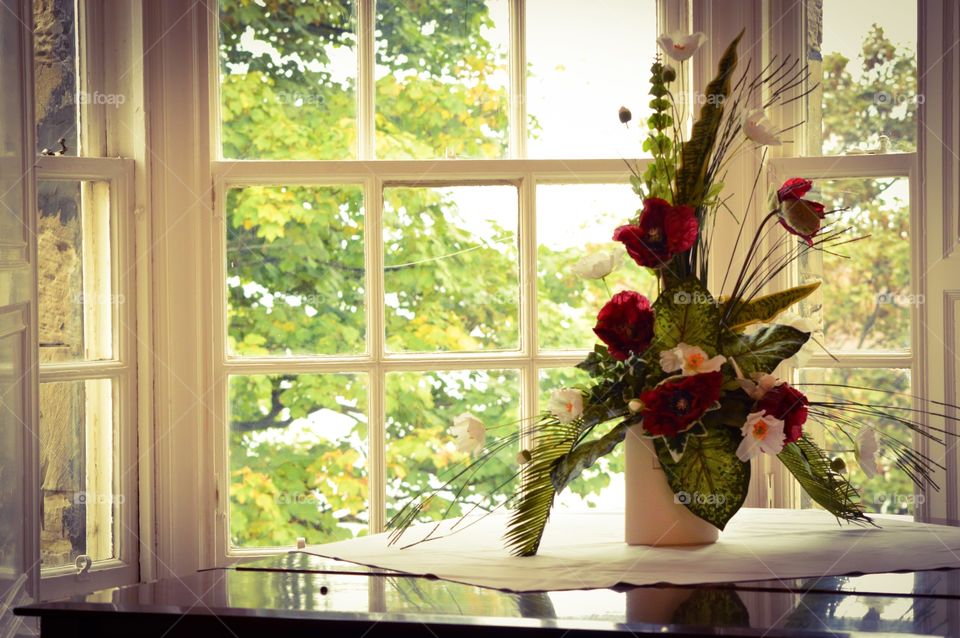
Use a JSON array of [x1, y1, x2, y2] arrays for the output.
[[35, 155, 139, 597]]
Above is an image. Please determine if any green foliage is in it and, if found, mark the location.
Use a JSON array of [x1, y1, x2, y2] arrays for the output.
[[651, 279, 721, 356], [722, 281, 821, 332], [778, 435, 870, 523], [722, 325, 809, 378], [635, 62, 676, 203], [654, 426, 751, 530], [675, 32, 742, 208]]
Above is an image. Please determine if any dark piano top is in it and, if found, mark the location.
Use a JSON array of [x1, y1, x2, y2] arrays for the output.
[[16, 552, 960, 637]]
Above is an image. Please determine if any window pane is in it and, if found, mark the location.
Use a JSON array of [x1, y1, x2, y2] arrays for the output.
[[386, 369, 519, 523], [226, 184, 365, 357], [539, 367, 623, 510], [812, 0, 917, 154], [537, 183, 657, 351], [34, 0, 79, 156], [526, 0, 658, 158], [375, 0, 509, 159], [218, 1, 357, 160], [229, 373, 368, 548], [796, 368, 915, 515], [40, 379, 116, 569], [383, 185, 519, 352], [38, 180, 114, 362], [797, 177, 911, 352]]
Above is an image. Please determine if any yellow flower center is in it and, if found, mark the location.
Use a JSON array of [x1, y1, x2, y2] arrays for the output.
[[686, 352, 705, 369], [564, 401, 574, 413]]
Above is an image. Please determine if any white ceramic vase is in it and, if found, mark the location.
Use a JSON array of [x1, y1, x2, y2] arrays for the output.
[[624, 424, 720, 546]]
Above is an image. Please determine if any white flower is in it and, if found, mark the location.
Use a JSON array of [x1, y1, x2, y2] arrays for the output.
[[736, 411, 786, 461], [857, 427, 880, 478], [657, 31, 707, 62], [572, 250, 620, 280], [737, 373, 782, 400], [742, 109, 782, 146], [659, 343, 726, 376], [547, 389, 584, 424], [451, 413, 486, 455]]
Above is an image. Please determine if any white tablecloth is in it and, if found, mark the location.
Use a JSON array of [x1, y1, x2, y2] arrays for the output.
[[305, 508, 960, 592]]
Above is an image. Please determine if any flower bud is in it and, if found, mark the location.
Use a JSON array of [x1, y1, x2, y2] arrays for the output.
[[830, 457, 847, 474], [662, 65, 677, 82], [618, 106, 632, 124]]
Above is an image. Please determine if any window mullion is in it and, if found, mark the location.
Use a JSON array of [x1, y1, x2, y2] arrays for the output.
[[357, 0, 376, 160], [367, 173, 386, 533], [509, 0, 526, 159]]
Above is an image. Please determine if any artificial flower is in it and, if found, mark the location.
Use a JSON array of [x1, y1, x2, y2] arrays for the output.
[[776, 311, 819, 366], [736, 410, 787, 461], [517, 449, 532, 465], [627, 399, 643, 413], [857, 427, 880, 478], [618, 106, 632, 124], [756, 382, 809, 444], [639, 371, 723, 437], [737, 372, 782, 400], [572, 249, 620, 280], [451, 413, 486, 455], [547, 388, 584, 424], [742, 108, 781, 146], [613, 198, 698, 268], [776, 178, 826, 246], [659, 342, 727, 376], [657, 31, 707, 62], [593, 290, 655, 361]]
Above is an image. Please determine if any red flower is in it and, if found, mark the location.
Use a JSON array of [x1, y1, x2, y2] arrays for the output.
[[639, 371, 723, 437], [757, 383, 809, 443], [776, 178, 826, 246], [593, 291, 654, 361], [613, 198, 698, 268]]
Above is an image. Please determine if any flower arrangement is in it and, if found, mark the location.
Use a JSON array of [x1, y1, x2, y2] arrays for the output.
[[390, 31, 956, 556]]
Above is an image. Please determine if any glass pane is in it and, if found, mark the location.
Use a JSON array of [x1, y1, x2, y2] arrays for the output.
[[539, 367, 624, 510], [218, 1, 357, 159], [797, 177, 911, 352], [226, 184, 366, 357], [526, 0, 658, 158], [37, 180, 114, 362], [34, 0, 79, 156], [383, 185, 519, 352], [375, 0, 509, 159], [228, 373, 368, 548], [40, 379, 116, 568], [813, 0, 917, 154], [0, 331, 25, 580], [386, 369, 520, 522], [796, 368, 915, 515], [537, 183, 658, 351]]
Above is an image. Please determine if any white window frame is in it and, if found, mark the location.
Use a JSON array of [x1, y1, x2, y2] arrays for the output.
[[763, 0, 924, 515], [32, 0, 148, 598]]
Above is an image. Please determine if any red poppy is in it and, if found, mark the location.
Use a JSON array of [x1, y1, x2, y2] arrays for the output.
[[776, 178, 826, 246], [639, 371, 723, 437], [593, 291, 655, 361], [757, 383, 809, 443], [613, 198, 698, 268]]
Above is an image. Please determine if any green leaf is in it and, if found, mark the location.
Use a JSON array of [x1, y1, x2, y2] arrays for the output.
[[654, 425, 750, 530], [652, 279, 721, 354], [657, 420, 709, 462], [671, 590, 750, 627], [675, 32, 743, 207], [721, 324, 809, 377], [778, 436, 872, 524], [722, 281, 821, 331], [551, 421, 629, 492]]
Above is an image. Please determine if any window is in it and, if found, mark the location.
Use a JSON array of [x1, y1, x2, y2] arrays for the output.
[[212, 0, 663, 554], [33, 0, 140, 597], [769, 0, 919, 516]]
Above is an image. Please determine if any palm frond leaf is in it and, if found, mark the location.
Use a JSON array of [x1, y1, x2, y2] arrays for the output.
[[778, 434, 872, 524]]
